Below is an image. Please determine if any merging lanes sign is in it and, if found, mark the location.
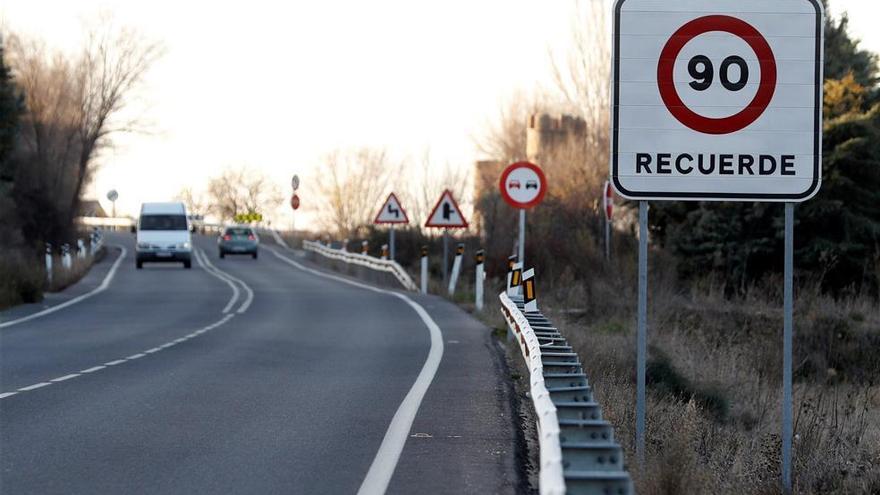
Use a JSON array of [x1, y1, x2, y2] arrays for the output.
[[425, 190, 468, 229], [374, 193, 409, 224], [611, 0, 824, 201]]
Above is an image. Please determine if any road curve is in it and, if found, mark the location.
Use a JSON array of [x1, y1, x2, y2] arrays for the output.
[[0, 232, 521, 494]]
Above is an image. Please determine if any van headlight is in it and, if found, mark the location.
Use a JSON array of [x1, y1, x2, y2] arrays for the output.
[[137, 242, 152, 250], [178, 242, 191, 250]]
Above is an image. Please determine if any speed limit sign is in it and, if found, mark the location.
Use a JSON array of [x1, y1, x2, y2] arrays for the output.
[[611, 0, 823, 201]]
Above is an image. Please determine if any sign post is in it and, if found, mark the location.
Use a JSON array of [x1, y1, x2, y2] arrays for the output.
[[499, 162, 547, 268], [420, 245, 429, 294], [106, 190, 118, 218], [475, 249, 485, 312], [374, 193, 409, 262], [612, 0, 824, 487], [425, 190, 469, 286], [290, 175, 300, 236]]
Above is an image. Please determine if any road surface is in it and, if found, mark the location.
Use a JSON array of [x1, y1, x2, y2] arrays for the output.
[[0, 233, 522, 494]]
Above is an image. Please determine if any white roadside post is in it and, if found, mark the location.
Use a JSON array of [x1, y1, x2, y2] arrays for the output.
[[342, 239, 349, 252], [77, 239, 86, 260], [61, 244, 72, 270], [45, 243, 53, 285], [612, 0, 824, 487], [474, 249, 485, 312], [361, 240, 369, 256], [380, 244, 389, 260], [499, 162, 547, 272], [420, 245, 429, 294], [447, 243, 464, 296], [507, 262, 523, 298]]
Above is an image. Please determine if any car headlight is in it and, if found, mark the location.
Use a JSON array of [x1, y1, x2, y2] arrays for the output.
[[178, 242, 191, 250]]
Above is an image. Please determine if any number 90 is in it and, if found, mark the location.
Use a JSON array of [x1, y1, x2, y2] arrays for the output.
[[688, 55, 749, 91]]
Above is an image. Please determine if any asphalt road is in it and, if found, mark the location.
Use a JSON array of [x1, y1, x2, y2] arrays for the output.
[[0, 233, 522, 494]]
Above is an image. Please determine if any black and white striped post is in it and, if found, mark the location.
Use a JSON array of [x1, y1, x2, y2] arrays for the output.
[[420, 245, 429, 295], [474, 249, 485, 311], [447, 243, 464, 296], [522, 268, 537, 313]]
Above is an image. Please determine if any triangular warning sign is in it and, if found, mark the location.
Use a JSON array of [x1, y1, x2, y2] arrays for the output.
[[425, 190, 468, 229], [374, 193, 409, 224]]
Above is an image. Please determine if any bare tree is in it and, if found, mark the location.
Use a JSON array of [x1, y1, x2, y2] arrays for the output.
[[312, 147, 394, 237], [400, 148, 470, 230], [174, 186, 207, 217], [205, 167, 283, 223]]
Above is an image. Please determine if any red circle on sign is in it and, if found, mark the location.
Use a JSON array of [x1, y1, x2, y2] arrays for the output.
[[657, 15, 777, 135], [290, 194, 300, 210], [499, 161, 547, 209]]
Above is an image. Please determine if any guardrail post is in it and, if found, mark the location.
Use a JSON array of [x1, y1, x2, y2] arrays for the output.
[[420, 245, 428, 294], [507, 261, 523, 297], [475, 249, 485, 311], [447, 243, 464, 296], [522, 268, 537, 312], [361, 240, 369, 256], [45, 243, 53, 285], [380, 244, 389, 260]]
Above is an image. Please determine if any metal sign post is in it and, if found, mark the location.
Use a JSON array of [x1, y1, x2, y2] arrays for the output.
[[389, 226, 396, 261], [604, 181, 613, 261], [442, 230, 449, 284], [636, 201, 648, 464], [499, 161, 547, 269], [612, 1, 823, 484]]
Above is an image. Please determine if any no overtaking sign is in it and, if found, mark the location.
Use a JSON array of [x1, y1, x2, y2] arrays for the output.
[[611, 0, 824, 201]]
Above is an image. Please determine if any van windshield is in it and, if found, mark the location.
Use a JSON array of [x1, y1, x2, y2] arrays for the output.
[[140, 214, 188, 231]]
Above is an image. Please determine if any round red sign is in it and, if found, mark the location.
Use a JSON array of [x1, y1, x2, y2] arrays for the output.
[[499, 161, 547, 209], [657, 15, 777, 135], [290, 194, 300, 210]]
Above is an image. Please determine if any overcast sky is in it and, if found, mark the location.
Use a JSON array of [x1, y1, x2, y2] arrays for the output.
[[3, 0, 878, 226]]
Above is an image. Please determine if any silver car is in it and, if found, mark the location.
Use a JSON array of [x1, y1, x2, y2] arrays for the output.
[[218, 226, 259, 259]]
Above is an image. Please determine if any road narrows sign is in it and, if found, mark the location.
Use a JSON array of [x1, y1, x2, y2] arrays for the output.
[[499, 161, 547, 209], [611, 0, 824, 201], [425, 190, 468, 229], [374, 193, 409, 224]]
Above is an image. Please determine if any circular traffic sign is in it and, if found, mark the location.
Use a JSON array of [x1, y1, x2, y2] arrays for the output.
[[499, 162, 546, 209], [107, 189, 118, 202], [291, 174, 300, 191], [290, 194, 300, 210], [657, 15, 777, 135]]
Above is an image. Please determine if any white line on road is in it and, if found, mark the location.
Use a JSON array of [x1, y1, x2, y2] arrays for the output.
[[0, 246, 128, 330], [0, 313, 237, 401], [19, 382, 52, 392], [51, 374, 80, 382], [196, 248, 254, 314], [267, 247, 444, 495], [193, 248, 240, 313]]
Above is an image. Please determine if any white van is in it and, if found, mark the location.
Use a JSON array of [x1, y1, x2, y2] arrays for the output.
[[135, 202, 193, 269]]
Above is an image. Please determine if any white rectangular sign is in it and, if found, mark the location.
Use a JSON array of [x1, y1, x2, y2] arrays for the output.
[[611, 0, 824, 201]]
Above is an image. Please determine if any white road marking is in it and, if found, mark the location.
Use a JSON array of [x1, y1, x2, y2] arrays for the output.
[[0, 246, 128, 329], [267, 247, 444, 495], [19, 382, 52, 392], [196, 248, 254, 314], [0, 392, 18, 399], [144, 347, 162, 354], [105, 359, 127, 366], [80, 366, 106, 373], [193, 248, 240, 313], [126, 353, 146, 360], [51, 374, 80, 382]]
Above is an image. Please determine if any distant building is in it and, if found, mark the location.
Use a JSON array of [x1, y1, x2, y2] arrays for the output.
[[526, 113, 587, 163], [78, 200, 108, 218]]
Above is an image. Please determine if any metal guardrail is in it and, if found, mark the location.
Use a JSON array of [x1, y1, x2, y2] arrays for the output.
[[500, 292, 633, 495], [302, 240, 418, 292]]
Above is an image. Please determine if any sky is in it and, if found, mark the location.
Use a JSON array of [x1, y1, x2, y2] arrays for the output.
[[2, 0, 879, 227]]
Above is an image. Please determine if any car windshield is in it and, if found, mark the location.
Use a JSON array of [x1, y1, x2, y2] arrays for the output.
[[225, 228, 252, 236], [140, 214, 188, 231]]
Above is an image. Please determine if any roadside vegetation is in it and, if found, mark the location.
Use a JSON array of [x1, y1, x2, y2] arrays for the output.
[[0, 20, 161, 309]]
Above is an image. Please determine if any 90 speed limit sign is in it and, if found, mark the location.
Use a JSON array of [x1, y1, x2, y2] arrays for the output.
[[611, 0, 824, 201]]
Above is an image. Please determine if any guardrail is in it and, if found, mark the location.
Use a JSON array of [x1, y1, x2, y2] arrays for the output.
[[302, 240, 418, 292], [500, 290, 633, 495]]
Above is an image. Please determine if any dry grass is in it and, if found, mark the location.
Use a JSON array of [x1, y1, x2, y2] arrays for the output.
[[539, 265, 880, 494], [0, 246, 104, 310]]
